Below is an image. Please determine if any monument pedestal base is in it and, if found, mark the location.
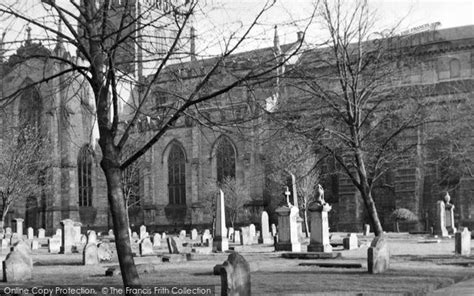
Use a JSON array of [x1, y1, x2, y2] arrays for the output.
[[275, 242, 301, 252], [213, 237, 229, 252], [307, 243, 332, 253]]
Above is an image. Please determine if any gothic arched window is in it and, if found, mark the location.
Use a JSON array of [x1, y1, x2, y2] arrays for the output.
[[216, 137, 236, 183], [168, 144, 186, 205], [78, 145, 93, 207], [19, 85, 42, 133]]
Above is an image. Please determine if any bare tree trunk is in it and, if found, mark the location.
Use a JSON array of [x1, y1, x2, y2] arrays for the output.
[[304, 208, 310, 238], [354, 147, 384, 236], [100, 140, 140, 290]]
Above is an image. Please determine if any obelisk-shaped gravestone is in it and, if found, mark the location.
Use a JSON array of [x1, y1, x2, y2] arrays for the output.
[[213, 190, 228, 252]]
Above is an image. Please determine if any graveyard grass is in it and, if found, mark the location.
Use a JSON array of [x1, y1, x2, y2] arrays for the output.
[[1, 233, 474, 295]]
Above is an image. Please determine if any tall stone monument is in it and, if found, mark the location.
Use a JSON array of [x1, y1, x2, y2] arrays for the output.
[[275, 188, 301, 252], [434, 192, 456, 237], [213, 190, 228, 252], [307, 184, 332, 253], [14, 218, 24, 237], [61, 219, 75, 254]]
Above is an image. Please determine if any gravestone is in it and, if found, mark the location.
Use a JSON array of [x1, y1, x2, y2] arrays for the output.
[[274, 205, 301, 252], [307, 202, 332, 253], [12, 240, 33, 267], [139, 225, 147, 240], [260, 211, 273, 244], [140, 238, 154, 256], [80, 234, 87, 245], [48, 236, 61, 253], [153, 233, 161, 247], [233, 230, 241, 244], [368, 236, 390, 274], [271, 224, 277, 237], [87, 231, 97, 244], [108, 229, 114, 237], [14, 218, 24, 237], [179, 230, 186, 239], [83, 243, 99, 265], [132, 232, 139, 241], [167, 237, 181, 254], [162, 232, 167, 240], [191, 229, 198, 241], [5, 227, 12, 236], [455, 228, 471, 255], [38, 228, 45, 239], [61, 219, 75, 254], [219, 252, 251, 296], [56, 228, 62, 237], [213, 190, 228, 252], [3, 242, 32, 282], [83, 231, 99, 265], [27, 227, 34, 240], [343, 233, 358, 250], [202, 229, 211, 243], [73, 222, 82, 244], [434, 201, 448, 237], [31, 240, 39, 250], [240, 227, 251, 245], [249, 224, 257, 245], [1, 238, 8, 250], [444, 193, 457, 234], [98, 243, 113, 261], [363, 224, 371, 236]]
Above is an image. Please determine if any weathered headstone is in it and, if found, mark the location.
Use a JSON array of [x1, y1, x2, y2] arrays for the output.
[[132, 232, 139, 241], [179, 230, 187, 239], [167, 237, 181, 254], [162, 232, 167, 240], [202, 229, 211, 243], [444, 193, 457, 234], [219, 252, 251, 296], [455, 228, 471, 255], [14, 218, 24, 237], [3, 242, 32, 282], [363, 224, 371, 236], [27, 227, 34, 240], [80, 234, 87, 245], [213, 190, 228, 252], [233, 230, 241, 244], [38, 228, 45, 239], [108, 229, 114, 237], [153, 233, 161, 247], [98, 243, 113, 261], [10, 233, 21, 246], [274, 205, 301, 252], [249, 224, 256, 245], [343, 233, 358, 250], [140, 238, 154, 256], [191, 229, 198, 241], [260, 211, 272, 244], [5, 227, 12, 236], [87, 230, 98, 244], [240, 227, 251, 245], [31, 240, 39, 250], [1, 238, 9, 250], [367, 236, 390, 274], [83, 243, 99, 265], [61, 219, 75, 254], [12, 241, 32, 267], [307, 202, 332, 253], [139, 225, 147, 240], [48, 236, 61, 253], [73, 222, 82, 244], [56, 228, 62, 237]]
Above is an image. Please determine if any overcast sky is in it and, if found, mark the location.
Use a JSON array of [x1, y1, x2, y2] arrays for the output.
[[2, 0, 473, 56], [193, 0, 473, 53]]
